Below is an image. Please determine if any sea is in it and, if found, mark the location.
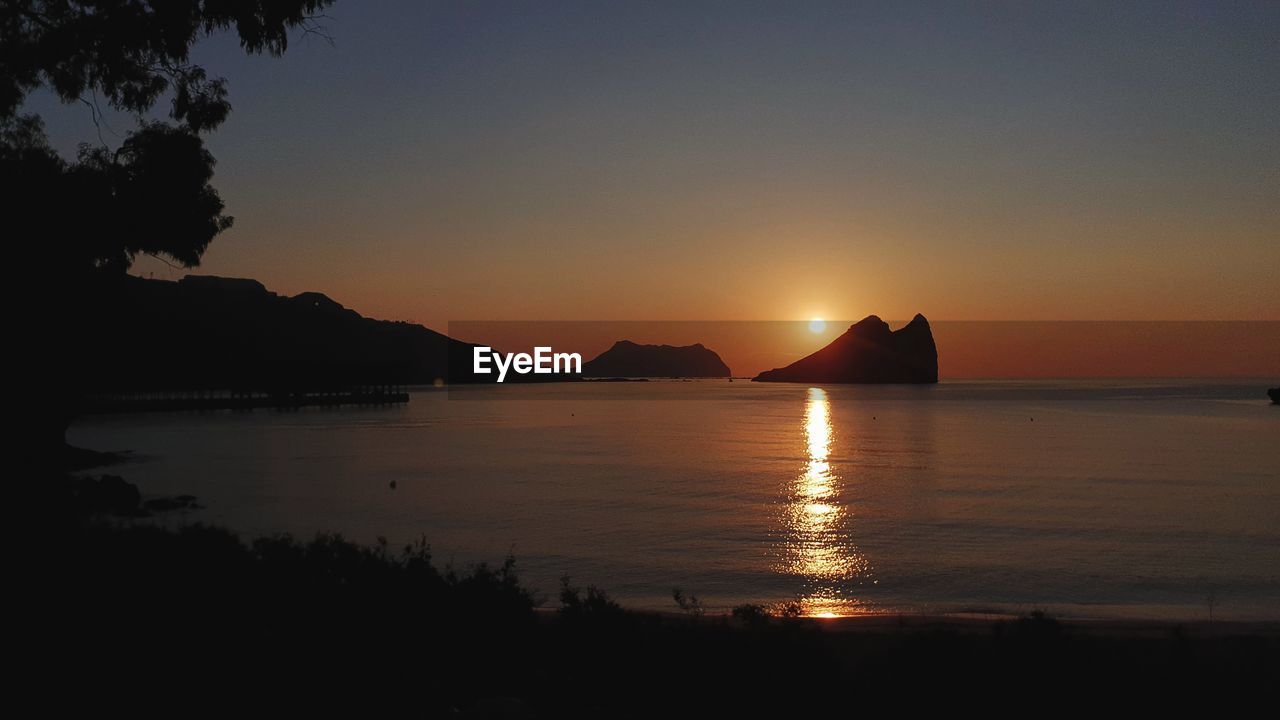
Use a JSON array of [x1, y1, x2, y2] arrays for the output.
[[68, 379, 1280, 620]]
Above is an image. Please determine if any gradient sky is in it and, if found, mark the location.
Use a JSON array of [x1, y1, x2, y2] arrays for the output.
[[28, 0, 1280, 328]]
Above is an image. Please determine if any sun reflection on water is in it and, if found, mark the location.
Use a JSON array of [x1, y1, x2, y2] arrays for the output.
[[777, 387, 870, 617]]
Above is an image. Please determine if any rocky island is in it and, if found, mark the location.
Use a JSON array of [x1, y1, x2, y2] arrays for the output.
[[753, 314, 938, 384], [583, 341, 731, 378]]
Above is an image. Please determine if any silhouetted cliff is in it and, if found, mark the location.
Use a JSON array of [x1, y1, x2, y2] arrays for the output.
[[86, 274, 490, 391], [583, 341, 731, 378], [753, 315, 938, 384]]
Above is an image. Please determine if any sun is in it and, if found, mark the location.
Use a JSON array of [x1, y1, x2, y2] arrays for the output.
[[808, 317, 826, 334]]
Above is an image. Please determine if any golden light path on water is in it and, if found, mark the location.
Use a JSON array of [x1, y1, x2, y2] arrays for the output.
[[779, 387, 870, 617]]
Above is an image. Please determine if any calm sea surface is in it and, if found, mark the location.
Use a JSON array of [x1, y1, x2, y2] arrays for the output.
[[69, 380, 1280, 620]]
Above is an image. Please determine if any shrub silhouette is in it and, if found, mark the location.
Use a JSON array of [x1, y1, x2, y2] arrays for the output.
[[671, 587, 704, 616], [732, 603, 772, 626], [16, 519, 1279, 712], [559, 575, 623, 619]]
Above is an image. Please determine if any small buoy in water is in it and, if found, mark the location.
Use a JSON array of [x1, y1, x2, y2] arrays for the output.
[[389, 480, 397, 489]]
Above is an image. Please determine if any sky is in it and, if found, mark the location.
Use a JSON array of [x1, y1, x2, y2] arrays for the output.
[[27, 0, 1280, 330]]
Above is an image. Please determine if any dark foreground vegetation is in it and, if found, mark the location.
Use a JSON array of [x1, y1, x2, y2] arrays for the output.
[[15, 478, 1277, 716]]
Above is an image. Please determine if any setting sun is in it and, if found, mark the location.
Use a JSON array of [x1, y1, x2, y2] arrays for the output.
[[809, 318, 826, 334]]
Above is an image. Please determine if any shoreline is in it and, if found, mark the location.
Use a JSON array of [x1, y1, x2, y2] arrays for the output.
[[60, 469, 1280, 630], [811, 613, 1280, 637], [545, 607, 1280, 637]]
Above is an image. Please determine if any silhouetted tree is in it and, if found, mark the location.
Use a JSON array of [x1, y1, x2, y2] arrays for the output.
[[2, 1, 335, 462], [2, 0, 334, 272]]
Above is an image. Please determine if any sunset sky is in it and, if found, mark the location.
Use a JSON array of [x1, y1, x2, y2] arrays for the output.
[[27, 1, 1280, 328]]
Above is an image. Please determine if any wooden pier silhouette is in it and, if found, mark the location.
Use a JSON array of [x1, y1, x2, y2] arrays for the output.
[[83, 386, 411, 413]]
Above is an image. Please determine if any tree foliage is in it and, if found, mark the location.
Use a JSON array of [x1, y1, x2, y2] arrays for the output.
[[1, 0, 334, 273]]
